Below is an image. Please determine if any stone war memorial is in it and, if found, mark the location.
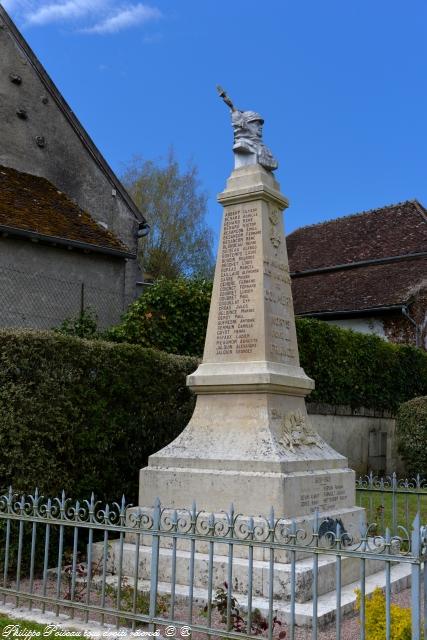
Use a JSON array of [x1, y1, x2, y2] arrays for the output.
[[102, 89, 410, 626], [139, 87, 360, 526]]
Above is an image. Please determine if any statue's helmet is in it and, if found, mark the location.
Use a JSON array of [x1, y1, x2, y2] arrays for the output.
[[243, 110, 264, 124]]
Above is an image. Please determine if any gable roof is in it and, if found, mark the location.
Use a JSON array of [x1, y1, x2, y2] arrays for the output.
[[0, 165, 134, 258], [0, 5, 145, 226], [288, 200, 427, 315], [288, 200, 427, 273], [291, 256, 427, 315]]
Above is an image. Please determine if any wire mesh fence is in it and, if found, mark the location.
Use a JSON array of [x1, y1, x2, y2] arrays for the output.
[[0, 265, 125, 330]]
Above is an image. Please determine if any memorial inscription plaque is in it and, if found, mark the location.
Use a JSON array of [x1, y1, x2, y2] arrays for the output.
[[216, 206, 260, 357]]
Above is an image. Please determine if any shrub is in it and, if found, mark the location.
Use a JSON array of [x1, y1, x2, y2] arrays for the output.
[[54, 307, 99, 339], [396, 396, 427, 475], [107, 278, 212, 356], [356, 587, 414, 640], [0, 330, 197, 503]]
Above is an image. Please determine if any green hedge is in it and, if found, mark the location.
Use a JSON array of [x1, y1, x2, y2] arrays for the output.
[[107, 278, 427, 412], [396, 396, 427, 475], [0, 320, 426, 504], [0, 330, 197, 503], [297, 318, 427, 411]]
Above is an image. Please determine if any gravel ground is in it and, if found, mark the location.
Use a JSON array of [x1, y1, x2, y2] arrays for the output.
[[1, 574, 423, 640]]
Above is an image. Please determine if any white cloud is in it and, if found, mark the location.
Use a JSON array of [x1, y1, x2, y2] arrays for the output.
[[26, 0, 105, 26], [1, 0, 162, 35], [82, 4, 161, 34]]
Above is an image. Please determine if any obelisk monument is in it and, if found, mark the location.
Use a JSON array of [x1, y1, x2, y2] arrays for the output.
[[139, 89, 358, 522]]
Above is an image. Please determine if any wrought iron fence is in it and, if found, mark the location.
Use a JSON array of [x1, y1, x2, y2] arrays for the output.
[[356, 473, 427, 537], [0, 487, 426, 639]]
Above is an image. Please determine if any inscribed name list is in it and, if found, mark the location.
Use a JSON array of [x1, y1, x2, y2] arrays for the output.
[[216, 206, 260, 357]]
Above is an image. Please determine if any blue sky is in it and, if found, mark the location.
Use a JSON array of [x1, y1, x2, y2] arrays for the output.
[[2, 0, 427, 244]]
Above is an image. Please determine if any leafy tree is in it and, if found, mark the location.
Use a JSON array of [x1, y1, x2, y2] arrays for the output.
[[122, 151, 215, 280]]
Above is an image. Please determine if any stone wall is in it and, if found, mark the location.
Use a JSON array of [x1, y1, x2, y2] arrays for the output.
[[0, 12, 141, 307], [0, 236, 126, 329], [325, 317, 387, 339], [307, 403, 404, 476]]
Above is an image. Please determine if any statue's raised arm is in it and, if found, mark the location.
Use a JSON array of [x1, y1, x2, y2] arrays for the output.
[[216, 85, 278, 172]]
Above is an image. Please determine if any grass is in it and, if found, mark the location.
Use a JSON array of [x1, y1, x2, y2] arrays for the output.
[[356, 489, 427, 535], [0, 613, 84, 638]]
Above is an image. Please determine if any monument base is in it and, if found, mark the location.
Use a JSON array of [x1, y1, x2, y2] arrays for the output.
[[140, 466, 356, 518], [140, 391, 356, 518]]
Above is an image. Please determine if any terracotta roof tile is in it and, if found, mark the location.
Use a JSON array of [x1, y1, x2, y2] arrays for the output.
[[287, 200, 427, 272], [291, 257, 427, 314], [0, 165, 132, 255]]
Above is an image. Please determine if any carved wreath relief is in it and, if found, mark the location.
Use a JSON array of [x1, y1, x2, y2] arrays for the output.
[[278, 409, 324, 451], [269, 207, 281, 252], [269, 209, 280, 226]]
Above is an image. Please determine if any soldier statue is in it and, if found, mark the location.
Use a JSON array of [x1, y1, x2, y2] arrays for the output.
[[217, 85, 278, 172]]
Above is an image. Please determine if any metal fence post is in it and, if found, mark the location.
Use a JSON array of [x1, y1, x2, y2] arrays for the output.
[[226, 503, 235, 633], [149, 498, 161, 632], [392, 472, 397, 536], [411, 513, 421, 640], [312, 509, 319, 640], [424, 535, 427, 640]]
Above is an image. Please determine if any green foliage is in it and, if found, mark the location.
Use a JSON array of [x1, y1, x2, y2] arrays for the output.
[[108, 277, 427, 409], [105, 579, 168, 627], [205, 582, 285, 637], [0, 330, 197, 503], [1, 304, 426, 511], [108, 277, 212, 356], [296, 318, 427, 411], [54, 307, 99, 339], [356, 587, 415, 640], [396, 396, 427, 475], [0, 614, 84, 638]]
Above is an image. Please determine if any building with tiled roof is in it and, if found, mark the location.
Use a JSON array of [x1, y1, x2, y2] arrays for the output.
[[0, 6, 149, 329], [287, 200, 427, 350], [0, 166, 133, 257]]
